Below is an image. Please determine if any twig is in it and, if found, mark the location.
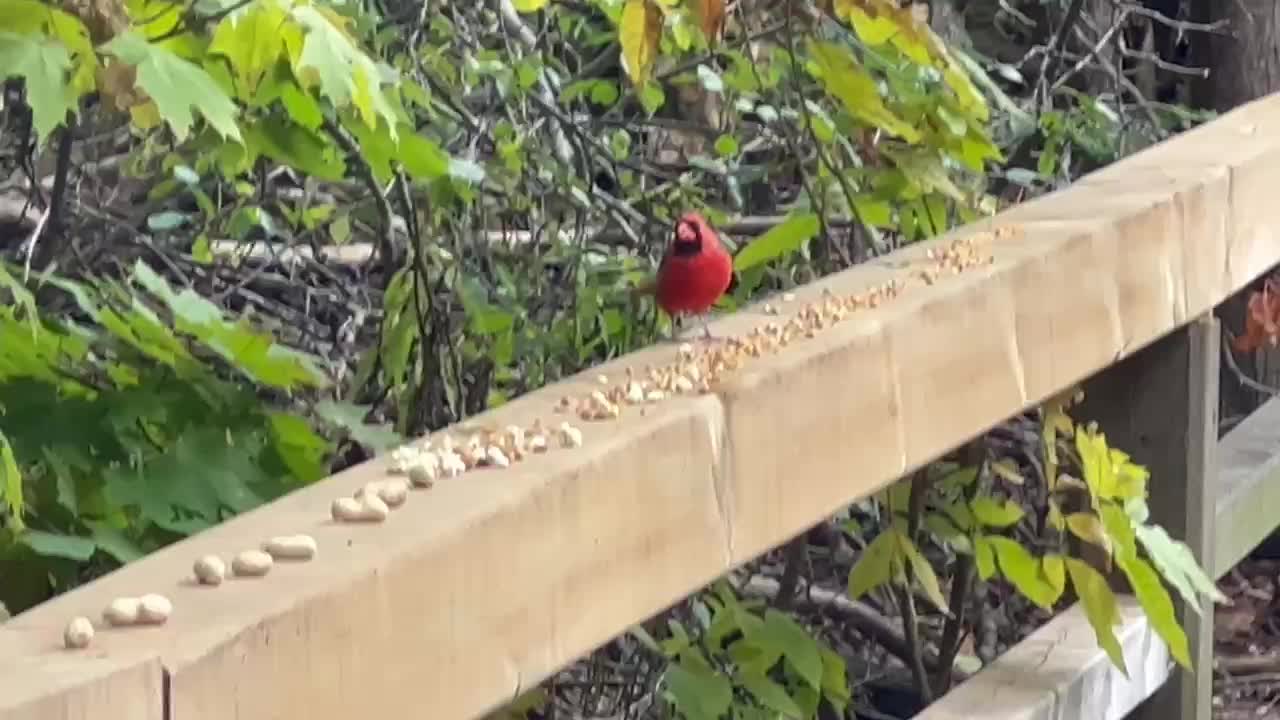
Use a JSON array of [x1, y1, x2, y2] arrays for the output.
[[1221, 326, 1280, 396], [30, 118, 76, 273], [494, 0, 575, 167], [899, 470, 935, 704], [737, 575, 964, 678], [320, 115, 397, 275]]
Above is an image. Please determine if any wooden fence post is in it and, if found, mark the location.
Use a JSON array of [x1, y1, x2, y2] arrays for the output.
[[1076, 313, 1218, 720]]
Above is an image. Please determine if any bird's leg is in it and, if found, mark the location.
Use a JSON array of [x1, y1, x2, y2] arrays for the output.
[[700, 313, 714, 341]]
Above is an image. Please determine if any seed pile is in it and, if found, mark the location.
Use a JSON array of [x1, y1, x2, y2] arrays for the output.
[[57, 230, 1002, 651]]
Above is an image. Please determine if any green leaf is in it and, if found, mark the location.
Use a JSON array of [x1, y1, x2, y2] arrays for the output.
[[208, 2, 288, 96], [20, 529, 95, 561], [734, 212, 820, 272], [103, 30, 242, 143], [86, 522, 145, 564], [807, 39, 921, 143], [130, 260, 328, 389], [243, 115, 346, 182], [513, 0, 549, 11], [268, 411, 332, 483], [290, 5, 397, 135], [0, 31, 75, 142], [819, 645, 851, 713], [970, 496, 1024, 528], [739, 671, 804, 718], [1119, 554, 1191, 668], [1066, 510, 1111, 552], [398, 130, 450, 180], [895, 529, 948, 612], [0, 432, 23, 531], [1135, 522, 1228, 610], [1065, 556, 1127, 675], [664, 659, 732, 720], [974, 534, 996, 580], [988, 536, 1057, 609], [315, 400, 401, 452], [848, 529, 896, 600], [760, 609, 823, 690]]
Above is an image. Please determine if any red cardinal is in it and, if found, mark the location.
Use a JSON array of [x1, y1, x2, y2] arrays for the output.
[[640, 211, 734, 339]]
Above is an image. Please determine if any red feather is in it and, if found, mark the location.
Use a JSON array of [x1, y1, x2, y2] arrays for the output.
[[654, 212, 733, 317]]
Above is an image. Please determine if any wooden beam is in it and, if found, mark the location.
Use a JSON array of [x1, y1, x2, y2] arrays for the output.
[[4, 94, 1280, 720], [1214, 386, 1280, 575], [914, 598, 1171, 720], [1076, 313, 1219, 720]]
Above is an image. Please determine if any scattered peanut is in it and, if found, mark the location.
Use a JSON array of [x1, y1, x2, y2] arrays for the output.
[[527, 432, 549, 453], [359, 233, 999, 480], [331, 494, 389, 523], [438, 450, 467, 478], [137, 594, 172, 625], [232, 549, 274, 577], [64, 616, 94, 649], [357, 479, 408, 508], [408, 457, 438, 488], [194, 555, 227, 586], [557, 422, 583, 448], [263, 534, 318, 561], [104, 597, 141, 627], [485, 445, 511, 468]]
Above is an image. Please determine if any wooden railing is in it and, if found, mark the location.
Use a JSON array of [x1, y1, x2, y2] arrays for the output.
[[7, 93, 1280, 720]]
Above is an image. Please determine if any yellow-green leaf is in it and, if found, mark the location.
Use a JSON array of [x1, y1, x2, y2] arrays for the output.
[[0, 432, 24, 531], [807, 39, 920, 143], [970, 496, 1024, 528], [209, 3, 291, 97], [1065, 557, 1128, 675], [1042, 554, 1066, 595], [895, 529, 948, 612], [1066, 512, 1110, 552], [848, 529, 897, 600], [991, 458, 1025, 485], [619, 0, 661, 86], [513, 0, 550, 11], [1119, 554, 1191, 669], [733, 211, 820, 272], [989, 536, 1058, 609], [974, 534, 996, 580]]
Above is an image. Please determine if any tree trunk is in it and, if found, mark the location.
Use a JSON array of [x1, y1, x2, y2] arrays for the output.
[[1190, 0, 1280, 111]]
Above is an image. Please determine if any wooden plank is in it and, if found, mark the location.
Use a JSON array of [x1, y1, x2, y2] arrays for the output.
[[1214, 389, 1280, 575], [914, 598, 1171, 720], [1075, 314, 1219, 720], [2, 654, 164, 720], [3, 95, 1280, 719]]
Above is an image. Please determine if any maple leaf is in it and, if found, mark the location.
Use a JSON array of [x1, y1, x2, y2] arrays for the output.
[[102, 30, 242, 143], [0, 31, 77, 141], [209, 1, 295, 97], [289, 5, 398, 138]]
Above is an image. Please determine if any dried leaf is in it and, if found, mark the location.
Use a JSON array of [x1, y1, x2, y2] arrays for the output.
[[689, 0, 725, 44]]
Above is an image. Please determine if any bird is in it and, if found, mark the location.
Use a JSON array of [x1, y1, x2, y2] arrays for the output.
[[636, 211, 734, 340]]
